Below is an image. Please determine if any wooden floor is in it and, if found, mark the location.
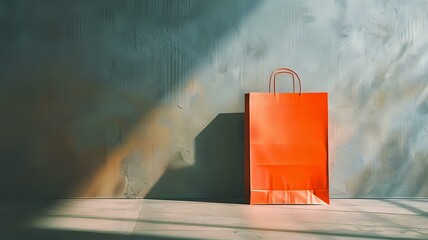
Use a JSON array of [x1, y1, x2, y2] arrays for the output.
[[5, 198, 428, 239]]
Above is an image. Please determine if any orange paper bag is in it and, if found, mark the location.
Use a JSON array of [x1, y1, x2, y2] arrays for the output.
[[245, 68, 329, 204]]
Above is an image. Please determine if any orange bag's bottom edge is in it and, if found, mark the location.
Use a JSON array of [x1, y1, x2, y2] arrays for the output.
[[250, 190, 330, 205]]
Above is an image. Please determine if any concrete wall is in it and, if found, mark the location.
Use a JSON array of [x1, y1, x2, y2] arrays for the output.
[[0, 0, 427, 199]]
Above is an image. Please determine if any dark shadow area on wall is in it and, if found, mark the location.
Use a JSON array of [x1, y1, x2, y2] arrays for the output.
[[0, 0, 260, 236], [146, 113, 248, 203]]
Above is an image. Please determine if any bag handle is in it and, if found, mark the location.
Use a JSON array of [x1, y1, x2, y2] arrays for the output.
[[269, 70, 296, 93], [268, 68, 302, 95]]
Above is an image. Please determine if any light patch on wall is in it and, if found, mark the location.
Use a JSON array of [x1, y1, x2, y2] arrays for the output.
[[72, 76, 205, 198]]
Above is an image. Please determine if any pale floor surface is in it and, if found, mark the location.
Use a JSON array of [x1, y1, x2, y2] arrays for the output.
[[7, 198, 428, 239]]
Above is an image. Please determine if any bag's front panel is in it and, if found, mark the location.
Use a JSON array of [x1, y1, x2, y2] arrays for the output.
[[247, 92, 329, 204]]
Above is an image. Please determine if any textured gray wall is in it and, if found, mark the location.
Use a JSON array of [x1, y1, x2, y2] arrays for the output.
[[0, 0, 427, 199]]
